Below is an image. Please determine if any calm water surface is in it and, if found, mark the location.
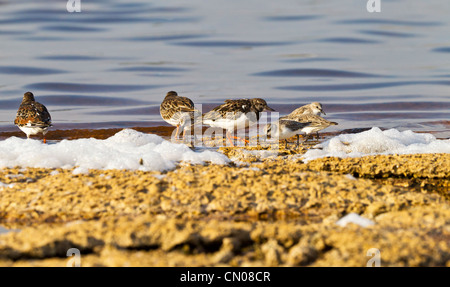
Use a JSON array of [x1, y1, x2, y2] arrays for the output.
[[0, 0, 449, 137]]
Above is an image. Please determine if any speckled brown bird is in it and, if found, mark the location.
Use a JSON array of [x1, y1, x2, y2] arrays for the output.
[[203, 98, 275, 146], [14, 92, 52, 143], [160, 91, 199, 139], [281, 113, 338, 142], [284, 102, 326, 119], [265, 119, 312, 148]]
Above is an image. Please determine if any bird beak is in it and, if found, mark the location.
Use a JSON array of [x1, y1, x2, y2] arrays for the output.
[[265, 106, 275, 112], [321, 109, 326, 115]]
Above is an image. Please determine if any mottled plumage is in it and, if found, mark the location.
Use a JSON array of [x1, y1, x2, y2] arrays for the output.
[[202, 98, 275, 146], [284, 102, 325, 119], [265, 119, 312, 140], [203, 98, 274, 130], [160, 91, 199, 138], [14, 92, 52, 142], [281, 114, 337, 138]]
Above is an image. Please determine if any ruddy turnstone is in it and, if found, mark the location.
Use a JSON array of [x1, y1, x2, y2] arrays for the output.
[[160, 91, 199, 139], [203, 98, 275, 146], [265, 119, 312, 148], [284, 102, 326, 118], [282, 114, 338, 142], [14, 92, 52, 143]]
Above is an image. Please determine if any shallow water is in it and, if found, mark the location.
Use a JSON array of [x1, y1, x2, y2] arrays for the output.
[[0, 0, 449, 138]]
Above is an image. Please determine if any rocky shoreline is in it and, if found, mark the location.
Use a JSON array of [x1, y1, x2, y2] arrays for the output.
[[0, 151, 448, 266]]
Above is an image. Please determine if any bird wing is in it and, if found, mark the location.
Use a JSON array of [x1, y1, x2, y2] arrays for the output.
[[14, 102, 52, 127], [279, 119, 311, 131], [286, 106, 308, 118], [287, 114, 316, 123], [292, 114, 337, 127], [203, 99, 251, 121], [160, 96, 198, 122]]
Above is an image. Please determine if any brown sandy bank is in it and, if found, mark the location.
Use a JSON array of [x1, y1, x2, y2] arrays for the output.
[[0, 153, 448, 266]]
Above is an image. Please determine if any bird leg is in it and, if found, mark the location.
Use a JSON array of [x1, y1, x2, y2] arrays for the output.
[[232, 136, 249, 145], [226, 131, 235, 147], [295, 134, 301, 149], [303, 134, 311, 142], [182, 129, 195, 146], [175, 125, 180, 140]]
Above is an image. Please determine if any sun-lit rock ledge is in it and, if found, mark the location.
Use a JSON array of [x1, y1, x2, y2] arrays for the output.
[[0, 153, 448, 266]]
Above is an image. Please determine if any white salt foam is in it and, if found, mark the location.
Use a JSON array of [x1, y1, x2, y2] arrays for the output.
[[336, 213, 375, 228], [302, 127, 450, 163], [0, 129, 230, 172], [0, 182, 15, 189]]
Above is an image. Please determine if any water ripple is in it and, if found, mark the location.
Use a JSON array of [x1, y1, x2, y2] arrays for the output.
[[128, 34, 207, 42], [0, 16, 198, 25], [320, 37, 381, 44], [264, 15, 322, 21], [38, 55, 103, 61], [0, 95, 151, 109], [0, 99, 20, 110], [282, 57, 347, 63], [25, 83, 162, 93], [0, 30, 30, 35], [42, 25, 108, 32], [337, 18, 441, 27], [432, 47, 450, 53], [38, 95, 149, 106], [253, 68, 385, 78], [172, 40, 292, 47], [16, 36, 69, 42], [0, 66, 66, 75], [278, 81, 414, 91], [359, 30, 417, 38], [110, 66, 189, 72], [88, 106, 157, 116], [278, 81, 450, 91], [323, 102, 450, 113], [10, 5, 189, 16], [333, 112, 449, 121]]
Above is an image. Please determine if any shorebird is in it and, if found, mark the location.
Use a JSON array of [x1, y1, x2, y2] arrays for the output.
[[265, 119, 312, 148], [14, 92, 52, 143], [160, 91, 200, 140], [284, 102, 326, 118], [202, 98, 275, 146], [282, 114, 338, 142]]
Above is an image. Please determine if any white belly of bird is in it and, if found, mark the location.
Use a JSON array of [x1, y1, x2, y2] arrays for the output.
[[204, 113, 255, 131], [278, 126, 300, 140], [301, 126, 321, 135], [166, 118, 180, 126], [19, 126, 48, 137]]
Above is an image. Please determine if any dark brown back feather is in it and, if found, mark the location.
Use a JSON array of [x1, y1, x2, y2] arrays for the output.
[[203, 99, 253, 121], [14, 100, 52, 127], [160, 91, 197, 125]]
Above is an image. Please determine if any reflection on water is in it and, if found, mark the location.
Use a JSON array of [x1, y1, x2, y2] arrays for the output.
[[0, 0, 448, 138]]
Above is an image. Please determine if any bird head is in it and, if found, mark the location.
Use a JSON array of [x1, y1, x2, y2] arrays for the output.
[[250, 98, 275, 112], [23, 92, 35, 102], [310, 102, 326, 115], [165, 91, 178, 98]]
